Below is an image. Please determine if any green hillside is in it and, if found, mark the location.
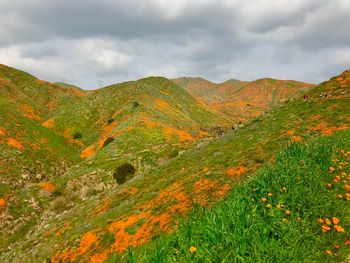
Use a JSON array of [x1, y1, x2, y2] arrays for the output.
[[0, 65, 349, 263], [0, 65, 232, 260]]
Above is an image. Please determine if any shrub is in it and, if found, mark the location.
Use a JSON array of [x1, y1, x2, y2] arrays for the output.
[[72, 131, 82, 139], [113, 163, 136, 184], [133, 101, 140, 107], [107, 118, 115, 124], [51, 196, 69, 213], [103, 137, 114, 147], [167, 149, 179, 159]]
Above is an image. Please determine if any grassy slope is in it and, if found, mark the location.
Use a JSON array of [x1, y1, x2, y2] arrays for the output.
[[122, 70, 350, 262], [127, 130, 350, 263], [2, 70, 346, 262]]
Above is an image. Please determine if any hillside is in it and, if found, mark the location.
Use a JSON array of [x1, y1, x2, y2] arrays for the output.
[[48, 76, 231, 161], [173, 77, 314, 122], [0, 66, 348, 262], [0, 65, 231, 258], [129, 130, 350, 262]]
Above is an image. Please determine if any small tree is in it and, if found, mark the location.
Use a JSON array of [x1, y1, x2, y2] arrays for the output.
[[113, 163, 136, 184]]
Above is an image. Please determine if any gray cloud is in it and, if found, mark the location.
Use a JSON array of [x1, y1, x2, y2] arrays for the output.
[[0, 0, 349, 89]]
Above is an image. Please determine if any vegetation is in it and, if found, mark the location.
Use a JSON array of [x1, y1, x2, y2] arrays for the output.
[[124, 131, 350, 262], [0, 63, 349, 263], [103, 137, 115, 147], [72, 131, 83, 139], [113, 163, 136, 184]]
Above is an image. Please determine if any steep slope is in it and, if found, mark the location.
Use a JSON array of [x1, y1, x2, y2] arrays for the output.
[[2, 69, 348, 262], [173, 76, 314, 122]]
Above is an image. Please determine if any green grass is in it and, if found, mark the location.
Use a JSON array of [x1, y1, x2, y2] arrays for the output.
[[122, 131, 350, 262]]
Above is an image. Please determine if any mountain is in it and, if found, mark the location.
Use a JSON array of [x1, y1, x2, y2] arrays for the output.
[[173, 76, 314, 122], [1, 64, 349, 262]]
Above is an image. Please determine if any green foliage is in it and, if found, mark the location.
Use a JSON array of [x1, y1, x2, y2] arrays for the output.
[[113, 163, 136, 184], [72, 131, 83, 139], [103, 137, 115, 147], [108, 118, 115, 124]]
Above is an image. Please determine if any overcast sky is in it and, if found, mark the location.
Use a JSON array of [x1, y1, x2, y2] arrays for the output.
[[0, 0, 349, 89]]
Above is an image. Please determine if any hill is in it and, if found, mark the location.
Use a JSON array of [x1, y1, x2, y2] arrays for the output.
[[1, 66, 350, 262], [173, 76, 314, 122], [0, 65, 231, 257]]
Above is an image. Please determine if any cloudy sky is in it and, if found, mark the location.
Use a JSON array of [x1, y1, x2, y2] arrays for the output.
[[0, 0, 349, 89]]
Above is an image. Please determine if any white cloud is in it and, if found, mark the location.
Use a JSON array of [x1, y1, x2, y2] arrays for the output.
[[0, 0, 349, 89]]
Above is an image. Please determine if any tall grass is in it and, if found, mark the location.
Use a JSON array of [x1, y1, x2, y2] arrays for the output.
[[120, 131, 350, 262]]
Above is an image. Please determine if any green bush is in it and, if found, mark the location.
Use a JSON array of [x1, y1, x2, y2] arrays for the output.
[[107, 118, 115, 124], [103, 137, 114, 147], [72, 131, 82, 139], [113, 163, 136, 184]]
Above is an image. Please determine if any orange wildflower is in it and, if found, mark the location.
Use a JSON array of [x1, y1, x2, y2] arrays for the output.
[[334, 225, 345, 233], [334, 244, 340, 249], [344, 240, 350, 245], [292, 135, 302, 142], [332, 217, 340, 225], [38, 182, 56, 192], [0, 198, 6, 207], [317, 218, 324, 224], [266, 204, 271, 209], [327, 183, 332, 188], [329, 167, 335, 173], [189, 246, 197, 253], [322, 225, 331, 233], [7, 138, 24, 150], [285, 210, 291, 216], [261, 197, 267, 203], [325, 218, 332, 226], [325, 250, 332, 255], [226, 166, 246, 177], [346, 193, 350, 200], [268, 192, 273, 197]]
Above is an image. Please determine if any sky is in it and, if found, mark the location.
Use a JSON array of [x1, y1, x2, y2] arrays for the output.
[[0, 0, 349, 89]]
